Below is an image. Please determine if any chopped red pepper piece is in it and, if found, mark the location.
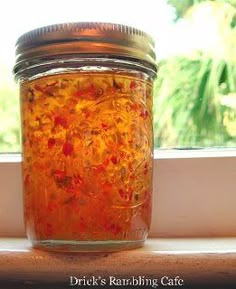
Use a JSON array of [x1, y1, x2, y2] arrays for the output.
[[130, 103, 139, 111], [111, 155, 118, 164], [140, 110, 148, 119], [54, 116, 68, 128], [120, 151, 126, 159], [48, 138, 56, 149], [34, 84, 44, 92], [102, 158, 109, 167], [130, 80, 137, 89], [62, 142, 73, 156], [101, 123, 109, 130]]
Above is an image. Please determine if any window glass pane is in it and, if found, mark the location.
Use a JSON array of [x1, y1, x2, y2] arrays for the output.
[[0, 0, 235, 152]]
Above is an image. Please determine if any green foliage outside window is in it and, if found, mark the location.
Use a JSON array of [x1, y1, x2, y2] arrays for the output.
[[155, 0, 236, 147], [0, 66, 20, 152]]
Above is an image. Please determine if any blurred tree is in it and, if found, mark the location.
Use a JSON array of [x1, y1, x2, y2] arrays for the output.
[[168, 0, 205, 19], [154, 55, 236, 147], [168, 0, 236, 20], [0, 66, 20, 152], [155, 1, 236, 147]]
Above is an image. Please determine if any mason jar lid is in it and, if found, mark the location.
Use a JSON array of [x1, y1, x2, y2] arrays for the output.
[[14, 22, 157, 77]]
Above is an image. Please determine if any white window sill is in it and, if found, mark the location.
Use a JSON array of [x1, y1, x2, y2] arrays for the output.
[[1, 151, 236, 238], [0, 238, 236, 288]]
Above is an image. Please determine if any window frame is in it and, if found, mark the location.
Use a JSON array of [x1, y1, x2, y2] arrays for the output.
[[0, 150, 236, 238]]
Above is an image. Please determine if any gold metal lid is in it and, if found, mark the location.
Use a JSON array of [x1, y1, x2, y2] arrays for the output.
[[14, 22, 157, 75]]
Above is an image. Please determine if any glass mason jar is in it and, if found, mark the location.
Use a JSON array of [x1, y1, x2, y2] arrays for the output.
[[13, 22, 157, 252]]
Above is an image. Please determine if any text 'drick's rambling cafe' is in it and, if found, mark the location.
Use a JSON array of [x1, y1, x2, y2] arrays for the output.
[[69, 275, 185, 287]]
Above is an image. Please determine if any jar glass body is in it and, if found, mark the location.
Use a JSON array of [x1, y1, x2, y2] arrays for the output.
[[19, 57, 154, 251]]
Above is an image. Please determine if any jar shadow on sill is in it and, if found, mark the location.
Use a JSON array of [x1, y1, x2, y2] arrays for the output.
[[31, 239, 145, 253]]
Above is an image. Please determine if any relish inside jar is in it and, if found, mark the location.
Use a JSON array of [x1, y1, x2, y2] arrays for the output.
[[21, 70, 153, 251]]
